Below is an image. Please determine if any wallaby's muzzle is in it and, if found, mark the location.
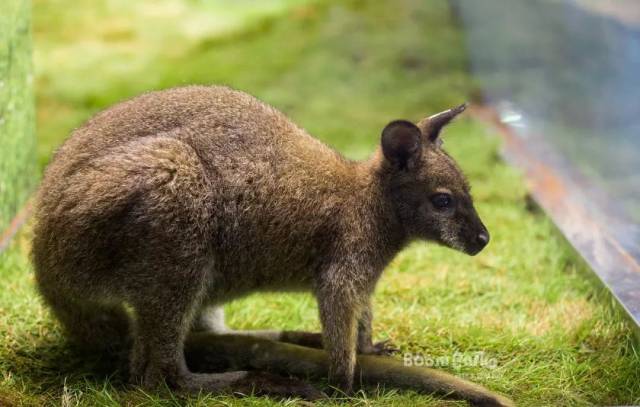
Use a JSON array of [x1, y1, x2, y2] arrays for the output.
[[469, 226, 490, 255], [455, 204, 490, 256]]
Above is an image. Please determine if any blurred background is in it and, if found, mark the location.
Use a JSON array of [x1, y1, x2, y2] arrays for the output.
[[1, 0, 639, 405]]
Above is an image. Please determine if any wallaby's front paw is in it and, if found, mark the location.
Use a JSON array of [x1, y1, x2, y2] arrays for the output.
[[359, 339, 399, 356]]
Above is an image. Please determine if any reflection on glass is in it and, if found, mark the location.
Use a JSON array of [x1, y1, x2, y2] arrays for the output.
[[453, 0, 640, 259]]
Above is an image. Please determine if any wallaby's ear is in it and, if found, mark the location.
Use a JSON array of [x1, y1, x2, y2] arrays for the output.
[[381, 120, 422, 170], [417, 103, 467, 143]]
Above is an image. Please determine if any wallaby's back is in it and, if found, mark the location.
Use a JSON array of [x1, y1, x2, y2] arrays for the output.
[[44, 85, 344, 189]]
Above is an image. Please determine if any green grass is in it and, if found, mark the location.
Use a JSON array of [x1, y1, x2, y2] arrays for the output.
[[0, 0, 639, 405], [0, 0, 36, 232]]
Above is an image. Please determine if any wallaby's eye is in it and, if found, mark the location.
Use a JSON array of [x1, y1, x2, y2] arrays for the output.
[[430, 193, 453, 210]]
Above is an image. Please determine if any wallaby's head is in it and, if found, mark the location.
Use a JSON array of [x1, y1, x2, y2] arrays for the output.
[[378, 104, 489, 255]]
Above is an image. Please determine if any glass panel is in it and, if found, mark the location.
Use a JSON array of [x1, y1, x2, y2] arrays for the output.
[[453, 0, 640, 323]]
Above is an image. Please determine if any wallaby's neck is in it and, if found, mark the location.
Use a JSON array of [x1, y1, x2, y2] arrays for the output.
[[347, 150, 409, 270]]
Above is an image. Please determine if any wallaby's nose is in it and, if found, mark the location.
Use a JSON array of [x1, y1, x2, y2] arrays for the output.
[[476, 231, 490, 248]]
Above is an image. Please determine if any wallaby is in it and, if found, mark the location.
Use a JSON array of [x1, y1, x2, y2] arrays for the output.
[[32, 85, 489, 399]]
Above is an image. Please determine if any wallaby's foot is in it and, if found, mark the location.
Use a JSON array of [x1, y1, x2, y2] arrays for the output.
[[358, 339, 399, 356]]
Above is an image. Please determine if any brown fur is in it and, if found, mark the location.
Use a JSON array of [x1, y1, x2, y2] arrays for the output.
[[32, 85, 488, 397]]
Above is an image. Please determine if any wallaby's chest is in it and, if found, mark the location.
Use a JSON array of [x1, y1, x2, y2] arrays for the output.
[[201, 187, 339, 294]]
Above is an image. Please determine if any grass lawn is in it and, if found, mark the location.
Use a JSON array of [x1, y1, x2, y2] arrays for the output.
[[1, 0, 639, 405]]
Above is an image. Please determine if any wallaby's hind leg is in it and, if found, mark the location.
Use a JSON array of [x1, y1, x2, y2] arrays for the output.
[[129, 266, 324, 400], [127, 261, 206, 387]]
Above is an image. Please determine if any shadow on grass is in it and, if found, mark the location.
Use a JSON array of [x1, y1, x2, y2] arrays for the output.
[[6, 336, 129, 396]]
